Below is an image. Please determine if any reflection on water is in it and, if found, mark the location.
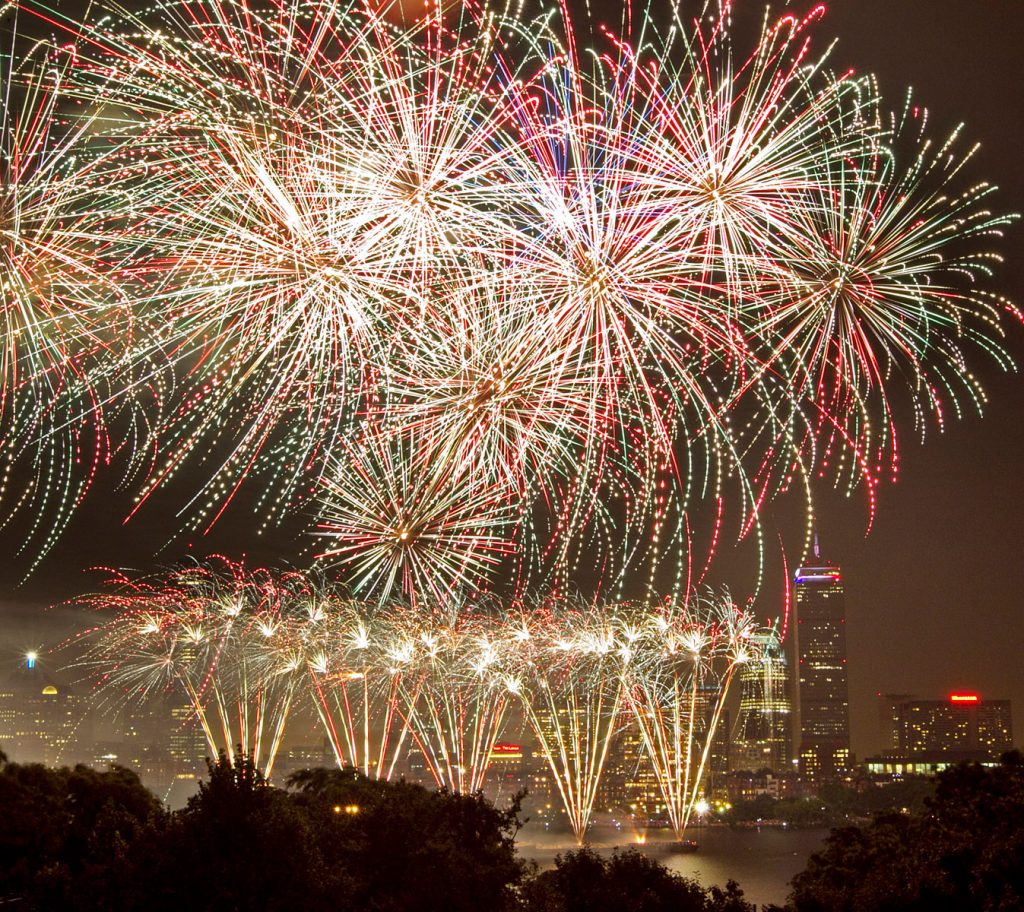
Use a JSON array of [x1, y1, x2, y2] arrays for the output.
[[517, 824, 829, 908]]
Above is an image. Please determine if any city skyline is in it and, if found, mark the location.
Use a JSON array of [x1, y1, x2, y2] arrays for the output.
[[4, 511, 1019, 763], [3, 617, 1014, 824]]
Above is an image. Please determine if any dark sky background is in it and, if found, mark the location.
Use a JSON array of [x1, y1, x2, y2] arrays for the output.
[[2, 0, 1023, 759]]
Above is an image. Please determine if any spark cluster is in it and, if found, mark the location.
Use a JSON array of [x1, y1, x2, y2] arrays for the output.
[[0, 0, 1015, 597], [78, 559, 764, 841]]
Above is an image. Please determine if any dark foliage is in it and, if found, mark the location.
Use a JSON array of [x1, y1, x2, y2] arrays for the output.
[[7, 747, 1020, 912], [726, 776, 934, 827], [287, 765, 528, 912], [139, 752, 347, 911], [788, 751, 1024, 912], [0, 749, 527, 911], [0, 748, 164, 910]]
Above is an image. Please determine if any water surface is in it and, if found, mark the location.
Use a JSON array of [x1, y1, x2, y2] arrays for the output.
[[517, 824, 829, 908]]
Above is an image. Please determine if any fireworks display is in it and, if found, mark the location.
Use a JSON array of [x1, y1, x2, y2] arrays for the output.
[[78, 560, 764, 841], [3, 0, 1020, 844], [79, 559, 318, 775], [621, 597, 759, 839], [0, 32, 133, 564], [0, 0, 1013, 595]]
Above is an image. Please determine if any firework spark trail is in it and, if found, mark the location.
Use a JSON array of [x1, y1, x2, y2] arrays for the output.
[[393, 605, 511, 793], [500, 600, 630, 844], [77, 562, 768, 830], [304, 600, 411, 779], [4, 0, 1019, 607], [623, 593, 759, 839], [76, 558, 315, 775], [314, 425, 519, 606], [0, 37, 144, 565]]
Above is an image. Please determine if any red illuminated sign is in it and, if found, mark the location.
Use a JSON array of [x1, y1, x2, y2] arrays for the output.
[[949, 693, 980, 704], [491, 743, 522, 754]]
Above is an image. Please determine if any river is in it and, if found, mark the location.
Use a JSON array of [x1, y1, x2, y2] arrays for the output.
[[517, 824, 830, 908]]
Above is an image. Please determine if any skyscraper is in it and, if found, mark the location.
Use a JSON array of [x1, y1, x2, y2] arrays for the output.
[[731, 632, 792, 774], [793, 536, 851, 781]]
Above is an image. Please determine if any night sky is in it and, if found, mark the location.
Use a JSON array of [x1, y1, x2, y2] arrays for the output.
[[2, 0, 1023, 759]]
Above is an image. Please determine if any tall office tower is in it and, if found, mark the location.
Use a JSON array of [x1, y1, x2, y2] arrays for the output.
[[706, 706, 731, 801], [167, 700, 207, 770], [731, 633, 792, 773], [793, 536, 851, 781]]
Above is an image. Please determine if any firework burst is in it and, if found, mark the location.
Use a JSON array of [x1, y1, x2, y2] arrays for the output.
[[0, 0, 1015, 590]]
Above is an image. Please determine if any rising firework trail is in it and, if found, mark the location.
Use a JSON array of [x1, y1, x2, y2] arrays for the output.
[[502, 601, 632, 844], [623, 593, 760, 840], [303, 599, 411, 779], [78, 559, 315, 776], [394, 605, 511, 793]]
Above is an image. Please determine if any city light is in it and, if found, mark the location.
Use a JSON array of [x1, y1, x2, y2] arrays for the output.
[[80, 563, 769, 842]]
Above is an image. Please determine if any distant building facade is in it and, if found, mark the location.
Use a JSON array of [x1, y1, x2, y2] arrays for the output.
[[897, 694, 1012, 756], [617, 726, 661, 820], [793, 537, 851, 782], [865, 692, 1013, 776], [487, 741, 532, 807], [167, 701, 208, 771], [0, 660, 86, 766], [731, 633, 791, 774], [877, 692, 917, 754]]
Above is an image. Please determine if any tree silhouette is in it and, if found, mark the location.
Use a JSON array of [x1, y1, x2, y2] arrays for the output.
[[790, 752, 1024, 912]]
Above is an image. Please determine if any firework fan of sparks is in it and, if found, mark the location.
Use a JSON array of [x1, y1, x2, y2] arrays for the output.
[[0, 0, 1015, 605], [76, 561, 765, 841], [77, 557, 320, 775], [390, 602, 511, 793], [302, 598, 413, 779], [0, 32, 145, 565], [620, 594, 761, 838]]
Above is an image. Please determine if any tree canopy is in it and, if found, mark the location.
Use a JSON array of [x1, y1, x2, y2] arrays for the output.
[[789, 751, 1024, 912], [3, 748, 1022, 911]]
